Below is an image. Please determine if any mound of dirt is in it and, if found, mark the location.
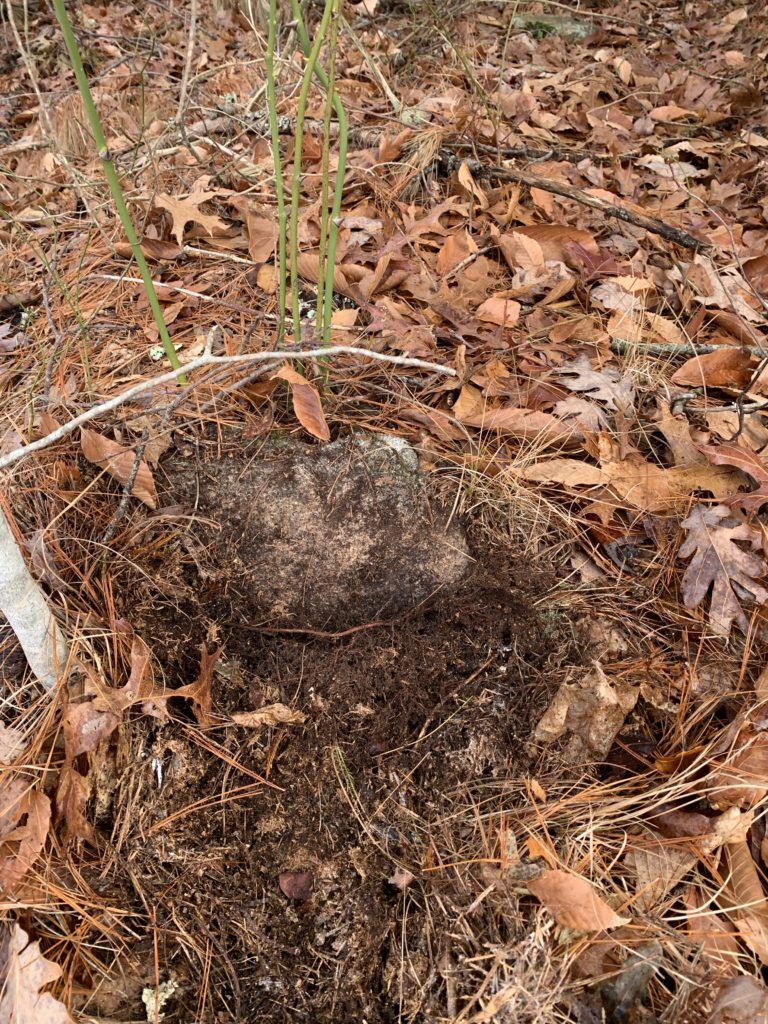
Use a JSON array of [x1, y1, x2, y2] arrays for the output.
[[160, 433, 471, 631]]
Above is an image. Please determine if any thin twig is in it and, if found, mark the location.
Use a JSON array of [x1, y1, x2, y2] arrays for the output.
[[611, 339, 767, 356], [0, 345, 456, 473], [474, 162, 708, 251], [176, 0, 198, 123]]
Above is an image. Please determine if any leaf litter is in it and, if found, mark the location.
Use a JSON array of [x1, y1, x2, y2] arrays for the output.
[[2, 0, 768, 1020]]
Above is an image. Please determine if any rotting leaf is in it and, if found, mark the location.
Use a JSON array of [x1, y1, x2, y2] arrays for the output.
[[274, 366, 331, 442], [80, 428, 158, 509], [527, 869, 630, 931], [678, 504, 768, 636], [533, 662, 639, 762], [708, 976, 768, 1023], [279, 869, 314, 901], [0, 924, 73, 1023], [230, 704, 306, 729]]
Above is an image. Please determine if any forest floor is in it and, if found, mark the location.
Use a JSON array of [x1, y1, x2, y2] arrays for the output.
[[2, 0, 768, 1021]]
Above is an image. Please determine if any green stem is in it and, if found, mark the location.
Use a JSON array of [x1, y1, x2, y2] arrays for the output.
[[315, 4, 340, 335], [51, 0, 184, 377], [289, 0, 334, 341], [265, 0, 287, 344], [290, 0, 348, 345]]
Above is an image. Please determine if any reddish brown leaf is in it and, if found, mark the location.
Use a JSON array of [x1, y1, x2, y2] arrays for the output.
[[80, 429, 158, 509], [458, 406, 577, 445], [475, 296, 521, 327], [279, 869, 314, 901], [173, 646, 221, 727], [671, 348, 753, 388], [274, 366, 331, 442], [698, 443, 768, 513]]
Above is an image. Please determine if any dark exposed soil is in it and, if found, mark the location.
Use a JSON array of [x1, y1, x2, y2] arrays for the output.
[[70, 442, 581, 1023]]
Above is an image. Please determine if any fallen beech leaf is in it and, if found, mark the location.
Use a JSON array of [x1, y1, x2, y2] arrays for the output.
[[459, 407, 577, 445], [679, 504, 768, 636], [497, 231, 545, 273], [154, 192, 229, 246], [527, 869, 629, 931], [231, 704, 306, 728], [0, 924, 73, 1023], [279, 869, 313, 901], [274, 366, 331, 442], [436, 229, 477, 274], [476, 296, 521, 327], [80, 429, 158, 509], [512, 224, 599, 267], [671, 348, 752, 388]]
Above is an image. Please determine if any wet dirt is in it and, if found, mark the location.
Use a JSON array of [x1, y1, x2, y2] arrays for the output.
[[68, 440, 581, 1023]]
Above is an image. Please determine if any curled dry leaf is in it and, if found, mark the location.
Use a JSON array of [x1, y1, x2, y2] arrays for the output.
[[679, 504, 768, 637], [230, 704, 306, 729], [0, 924, 73, 1024], [80, 428, 158, 509], [274, 366, 331, 442], [173, 646, 221, 727], [527, 869, 630, 931], [697, 443, 768, 514]]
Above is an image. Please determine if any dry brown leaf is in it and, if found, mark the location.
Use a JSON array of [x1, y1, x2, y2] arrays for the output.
[[245, 211, 278, 263], [273, 365, 331, 442], [551, 355, 634, 412], [708, 728, 768, 810], [533, 662, 639, 762], [173, 646, 222, 727], [452, 384, 485, 420], [278, 869, 313, 901], [231, 704, 306, 728], [671, 348, 753, 388], [0, 783, 51, 892], [475, 296, 521, 327], [80, 428, 158, 509], [708, 976, 768, 1023], [721, 839, 768, 965], [154, 191, 230, 246], [0, 924, 73, 1023], [527, 869, 630, 931], [436, 229, 477, 274], [0, 723, 26, 763], [497, 231, 545, 273], [698, 444, 768, 513], [683, 885, 741, 978], [679, 504, 768, 636], [624, 831, 696, 911], [458, 407, 577, 445]]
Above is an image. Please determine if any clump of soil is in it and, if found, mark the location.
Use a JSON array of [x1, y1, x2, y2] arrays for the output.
[[159, 433, 470, 631]]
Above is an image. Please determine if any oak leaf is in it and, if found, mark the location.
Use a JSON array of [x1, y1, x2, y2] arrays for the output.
[[679, 504, 768, 636], [154, 192, 229, 246], [0, 781, 51, 892], [0, 924, 73, 1023]]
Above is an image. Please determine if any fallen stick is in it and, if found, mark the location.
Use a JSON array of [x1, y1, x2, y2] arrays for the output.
[[474, 163, 707, 251], [0, 344, 455, 473]]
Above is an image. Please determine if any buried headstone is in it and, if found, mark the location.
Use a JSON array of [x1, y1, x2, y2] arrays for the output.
[[163, 434, 471, 630]]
